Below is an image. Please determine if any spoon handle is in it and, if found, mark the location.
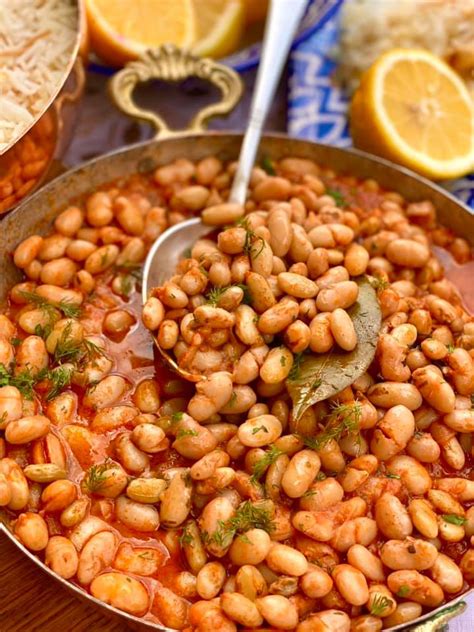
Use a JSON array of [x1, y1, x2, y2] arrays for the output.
[[229, 0, 308, 205]]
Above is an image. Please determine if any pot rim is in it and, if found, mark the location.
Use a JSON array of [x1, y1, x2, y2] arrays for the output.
[[3, 131, 473, 229]]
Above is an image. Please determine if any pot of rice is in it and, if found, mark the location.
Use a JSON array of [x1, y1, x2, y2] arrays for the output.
[[0, 0, 86, 215]]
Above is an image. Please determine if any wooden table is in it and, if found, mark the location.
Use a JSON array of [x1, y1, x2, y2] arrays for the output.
[[1, 64, 286, 632]]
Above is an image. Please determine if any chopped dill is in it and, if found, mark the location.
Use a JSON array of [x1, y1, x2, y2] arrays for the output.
[[171, 411, 184, 422], [235, 217, 265, 259], [370, 594, 393, 617], [280, 355, 287, 367], [53, 323, 83, 364], [206, 284, 251, 307], [20, 290, 82, 319], [261, 156, 276, 175], [442, 514, 467, 526], [206, 500, 275, 547], [82, 460, 114, 493], [369, 276, 390, 292], [301, 402, 361, 452], [45, 365, 74, 401], [11, 338, 21, 347], [119, 274, 134, 297], [227, 391, 238, 408], [397, 585, 410, 598], [251, 425, 269, 435], [137, 551, 155, 560], [250, 445, 284, 484], [288, 351, 305, 381], [179, 525, 193, 547], [206, 286, 228, 306], [385, 472, 401, 480], [34, 323, 53, 339], [0, 363, 39, 400], [176, 428, 198, 439], [446, 343, 456, 354], [325, 188, 347, 208]]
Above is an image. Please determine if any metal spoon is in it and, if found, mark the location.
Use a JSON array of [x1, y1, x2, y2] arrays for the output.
[[143, 0, 309, 380]]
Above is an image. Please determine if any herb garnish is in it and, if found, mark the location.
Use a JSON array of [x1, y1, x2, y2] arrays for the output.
[[179, 525, 194, 547], [82, 460, 113, 493], [250, 446, 284, 484], [397, 585, 410, 598], [370, 594, 393, 616], [261, 156, 276, 175], [176, 428, 198, 439], [21, 290, 82, 319], [205, 500, 275, 546], [301, 402, 361, 451], [442, 514, 467, 526], [325, 188, 347, 208], [45, 365, 75, 401], [235, 217, 265, 259]]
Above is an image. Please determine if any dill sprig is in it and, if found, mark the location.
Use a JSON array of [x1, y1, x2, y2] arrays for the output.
[[20, 290, 82, 319], [370, 594, 393, 617], [369, 276, 390, 292], [261, 156, 276, 175], [287, 351, 306, 381], [397, 585, 410, 598], [205, 286, 229, 306], [45, 365, 75, 401], [206, 500, 275, 547], [179, 524, 194, 546], [53, 323, 83, 364], [82, 460, 113, 493], [205, 284, 251, 307], [301, 402, 361, 451], [235, 217, 265, 259], [176, 428, 198, 439], [442, 514, 467, 526], [53, 325, 107, 369], [137, 551, 155, 560], [0, 363, 39, 400], [325, 188, 347, 208], [250, 445, 284, 484]]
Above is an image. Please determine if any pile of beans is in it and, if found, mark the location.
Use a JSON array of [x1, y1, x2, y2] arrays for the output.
[[143, 192, 366, 383], [1, 154, 473, 632]]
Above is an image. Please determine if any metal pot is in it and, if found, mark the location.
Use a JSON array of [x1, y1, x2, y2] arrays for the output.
[[0, 45, 473, 632], [0, 0, 87, 216]]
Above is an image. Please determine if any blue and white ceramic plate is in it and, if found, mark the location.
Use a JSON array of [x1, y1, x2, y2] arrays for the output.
[[287, 0, 474, 208]]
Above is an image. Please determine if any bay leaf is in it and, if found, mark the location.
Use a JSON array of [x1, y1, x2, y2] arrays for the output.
[[287, 276, 381, 421]]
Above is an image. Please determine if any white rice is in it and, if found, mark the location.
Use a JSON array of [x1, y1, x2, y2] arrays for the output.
[[337, 0, 474, 94], [0, 0, 78, 153]]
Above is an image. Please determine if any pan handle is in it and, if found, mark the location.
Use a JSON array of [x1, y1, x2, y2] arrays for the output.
[[109, 44, 243, 139]]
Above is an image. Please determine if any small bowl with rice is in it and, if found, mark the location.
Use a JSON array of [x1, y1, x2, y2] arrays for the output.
[[0, 0, 86, 215]]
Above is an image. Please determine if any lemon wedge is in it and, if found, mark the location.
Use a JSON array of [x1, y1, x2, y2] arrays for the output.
[[350, 49, 474, 180], [86, 0, 197, 66], [192, 0, 245, 59]]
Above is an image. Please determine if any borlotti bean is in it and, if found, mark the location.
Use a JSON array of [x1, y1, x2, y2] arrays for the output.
[[1, 154, 473, 629]]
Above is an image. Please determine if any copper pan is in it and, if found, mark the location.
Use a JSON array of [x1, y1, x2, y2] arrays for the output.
[[0, 0, 87, 215], [0, 45, 473, 631]]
